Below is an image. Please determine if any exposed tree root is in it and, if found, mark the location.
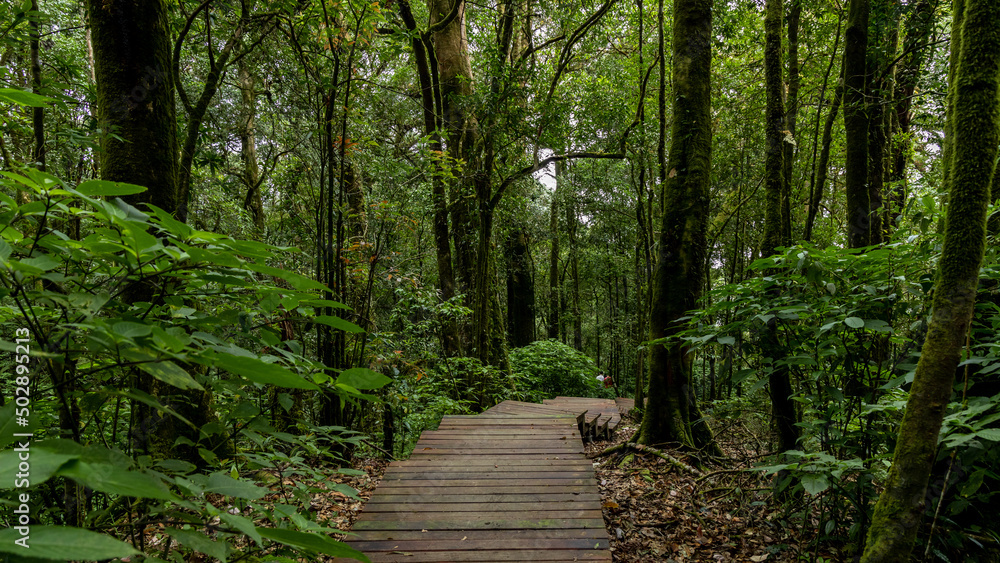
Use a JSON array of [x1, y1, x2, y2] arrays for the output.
[[589, 441, 703, 477]]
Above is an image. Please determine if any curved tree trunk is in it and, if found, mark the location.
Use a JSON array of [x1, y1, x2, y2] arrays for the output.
[[861, 0, 1000, 559], [637, 0, 719, 456]]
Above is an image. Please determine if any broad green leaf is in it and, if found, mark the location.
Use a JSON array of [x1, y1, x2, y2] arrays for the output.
[[975, 428, 1000, 442], [314, 315, 364, 333], [0, 526, 140, 560], [257, 528, 370, 562], [58, 460, 176, 500], [336, 368, 391, 390], [245, 262, 327, 291], [76, 179, 147, 197], [123, 350, 203, 391], [844, 316, 865, 329], [0, 447, 77, 488], [801, 473, 830, 495], [114, 321, 153, 338], [717, 336, 736, 346], [216, 353, 319, 390], [0, 88, 52, 107], [205, 472, 267, 500], [0, 239, 10, 261], [960, 469, 986, 497], [0, 403, 21, 448], [221, 512, 263, 546], [164, 528, 230, 561]]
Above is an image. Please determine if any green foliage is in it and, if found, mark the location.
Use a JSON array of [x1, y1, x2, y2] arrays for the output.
[[0, 169, 379, 562], [509, 339, 605, 399]]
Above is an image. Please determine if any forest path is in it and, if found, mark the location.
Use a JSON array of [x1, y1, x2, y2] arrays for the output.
[[337, 398, 633, 562]]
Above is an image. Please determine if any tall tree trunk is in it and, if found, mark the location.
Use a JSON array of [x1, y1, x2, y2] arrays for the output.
[[506, 227, 535, 347], [861, 1, 1000, 559], [548, 167, 561, 340], [87, 0, 178, 213], [398, 0, 458, 354], [887, 0, 936, 223], [763, 0, 800, 458], [782, 0, 800, 244], [865, 0, 900, 244], [637, 0, 719, 456], [567, 196, 583, 350], [843, 0, 872, 248], [238, 57, 265, 232], [30, 0, 44, 171], [86, 0, 226, 466]]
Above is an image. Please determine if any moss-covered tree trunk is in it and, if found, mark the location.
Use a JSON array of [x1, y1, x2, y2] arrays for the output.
[[843, 0, 871, 248], [637, 0, 719, 456], [761, 0, 800, 459], [86, 0, 178, 213], [238, 57, 264, 232], [887, 0, 936, 222], [861, 0, 1000, 559], [782, 0, 800, 244]]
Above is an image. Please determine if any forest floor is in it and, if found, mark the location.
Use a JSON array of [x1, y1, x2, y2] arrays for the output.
[[587, 410, 847, 562], [316, 409, 849, 563]]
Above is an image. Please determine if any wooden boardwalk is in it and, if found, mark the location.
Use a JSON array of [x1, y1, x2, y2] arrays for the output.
[[339, 398, 631, 562]]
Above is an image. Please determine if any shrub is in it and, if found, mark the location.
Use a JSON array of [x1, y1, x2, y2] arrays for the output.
[[509, 339, 604, 398]]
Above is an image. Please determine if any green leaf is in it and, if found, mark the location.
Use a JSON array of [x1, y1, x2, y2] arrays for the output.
[[717, 335, 736, 346], [244, 263, 327, 291], [844, 316, 865, 329], [960, 469, 986, 497], [76, 179, 147, 197], [336, 368, 391, 390], [164, 528, 230, 561], [257, 528, 370, 562], [221, 512, 263, 546], [0, 403, 21, 448], [215, 353, 319, 390], [0, 447, 78, 488], [205, 472, 267, 500], [975, 428, 1000, 442], [0, 88, 53, 107], [0, 526, 140, 560], [123, 350, 203, 391], [57, 460, 176, 500], [313, 315, 364, 333], [114, 321, 153, 338], [801, 473, 830, 495]]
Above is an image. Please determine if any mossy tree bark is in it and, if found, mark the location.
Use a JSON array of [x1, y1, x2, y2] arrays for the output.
[[761, 0, 800, 459], [87, 0, 230, 465], [637, 0, 720, 456], [887, 0, 936, 223], [843, 0, 871, 248], [86, 0, 178, 213], [782, 0, 800, 244], [861, 0, 1000, 559], [237, 57, 265, 232]]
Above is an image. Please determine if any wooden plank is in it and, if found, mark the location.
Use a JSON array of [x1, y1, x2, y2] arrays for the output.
[[381, 471, 595, 480], [370, 485, 596, 495], [352, 518, 607, 531], [349, 537, 609, 551], [343, 529, 607, 541], [368, 478, 594, 488], [365, 493, 602, 504], [360, 502, 600, 512], [390, 460, 592, 468], [357, 509, 602, 521], [335, 550, 611, 562]]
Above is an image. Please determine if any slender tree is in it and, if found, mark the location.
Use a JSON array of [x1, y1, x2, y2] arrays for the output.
[[861, 0, 1000, 558], [843, 0, 871, 247], [762, 0, 800, 459]]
